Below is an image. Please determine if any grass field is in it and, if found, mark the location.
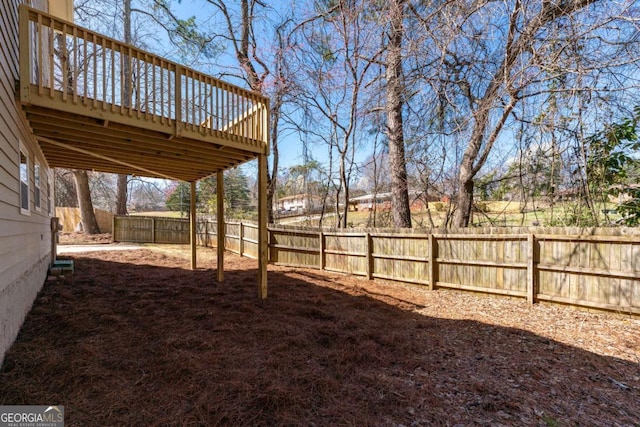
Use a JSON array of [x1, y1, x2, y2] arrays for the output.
[[129, 210, 186, 218], [280, 201, 623, 228], [131, 201, 623, 229]]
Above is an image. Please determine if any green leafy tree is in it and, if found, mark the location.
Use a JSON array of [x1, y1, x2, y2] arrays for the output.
[[200, 169, 251, 218], [165, 182, 198, 216], [586, 106, 640, 225], [617, 187, 640, 226], [475, 172, 498, 202]]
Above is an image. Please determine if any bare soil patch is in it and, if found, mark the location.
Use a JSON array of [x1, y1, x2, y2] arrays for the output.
[[1, 247, 638, 426]]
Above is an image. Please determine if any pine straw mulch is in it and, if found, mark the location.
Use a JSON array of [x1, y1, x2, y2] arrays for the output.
[[1, 246, 639, 427]]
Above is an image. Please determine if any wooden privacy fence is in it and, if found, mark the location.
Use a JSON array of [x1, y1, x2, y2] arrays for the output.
[[113, 216, 190, 244], [113, 216, 640, 315], [269, 227, 640, 315], [197, 220, 260, 259], [113, 216, 259, 257], [56, 207, 113, 233]]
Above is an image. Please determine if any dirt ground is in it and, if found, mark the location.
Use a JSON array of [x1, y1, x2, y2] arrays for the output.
[[1, 245, 638, 426], [58, 231, 113, 245]]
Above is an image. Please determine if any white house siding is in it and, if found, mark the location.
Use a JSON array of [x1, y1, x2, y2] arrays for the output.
[[0, 0, 52, 365]]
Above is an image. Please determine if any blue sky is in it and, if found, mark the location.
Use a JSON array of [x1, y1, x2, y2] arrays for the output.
[[165, 0, 338, 172]]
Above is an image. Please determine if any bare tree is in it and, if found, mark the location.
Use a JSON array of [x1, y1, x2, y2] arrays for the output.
[[203, 0, 294, 224], [73, 170, 101, 233], [410, 0, 640, 227], [287, 0, 378, 227], [359, 146, 392, 227], [54, 169, 78, 208], [384, 0, 412, 228], [115, 0, 132, 216]]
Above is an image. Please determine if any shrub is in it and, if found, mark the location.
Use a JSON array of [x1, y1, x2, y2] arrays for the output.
[[473, 201, 490, 213]]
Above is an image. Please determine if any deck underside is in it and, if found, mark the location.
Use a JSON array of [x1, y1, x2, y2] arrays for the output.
[[17, 4, 270, 298], [24, 103, 258, 182]]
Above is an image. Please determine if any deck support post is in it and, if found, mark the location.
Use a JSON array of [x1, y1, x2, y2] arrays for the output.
[[217, 171, 225, 282], [428, 234, 436, 290], [190, 181, 197, 270], [258, 153, 268, 299]]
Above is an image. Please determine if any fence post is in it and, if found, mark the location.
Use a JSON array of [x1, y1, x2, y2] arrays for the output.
[[239, 222, 244, 257], [527, 234, 536, 305], [112, 215, 117, 242], [319, 231, 325, 270], [428, 233, 436, 290], [366, 232, 373, 280], [151, 218, 156, 244]]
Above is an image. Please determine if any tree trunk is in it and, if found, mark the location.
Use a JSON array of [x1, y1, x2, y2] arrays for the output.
[[116, 0, 132, 216], [447, 0, 596, 228], [453, 167, 474, 228], [339, 150, 349, 228], [386, 0, 411, 228], [341, 188, 349, 228], [73, 170, 101, 234], [116, 174, 128, 215], [266, 94, 282, 225]]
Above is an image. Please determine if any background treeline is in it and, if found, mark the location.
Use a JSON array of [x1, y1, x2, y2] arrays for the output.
[[57, 0, 640, 230]]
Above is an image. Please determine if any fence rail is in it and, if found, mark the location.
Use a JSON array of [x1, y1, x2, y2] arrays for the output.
[[113, 216, 640, 315]]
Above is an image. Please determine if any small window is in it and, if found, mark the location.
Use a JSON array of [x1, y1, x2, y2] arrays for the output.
[[19, 143, 30, 215], [34, 162, 41, 211]]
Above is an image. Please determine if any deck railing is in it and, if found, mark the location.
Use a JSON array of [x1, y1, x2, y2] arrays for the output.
[[19, 6, 269, 151]]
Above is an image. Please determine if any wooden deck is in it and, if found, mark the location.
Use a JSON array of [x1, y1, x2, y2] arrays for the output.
[[19, 5, 269, 182]]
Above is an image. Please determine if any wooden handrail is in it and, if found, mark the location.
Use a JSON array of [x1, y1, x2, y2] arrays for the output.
[[19, 5, 269, 149]]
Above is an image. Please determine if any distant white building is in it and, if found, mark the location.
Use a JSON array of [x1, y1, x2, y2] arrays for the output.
[[276, 194, 321, 213], [348, 192, 392, 211], [348, 190, 435, 212]]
